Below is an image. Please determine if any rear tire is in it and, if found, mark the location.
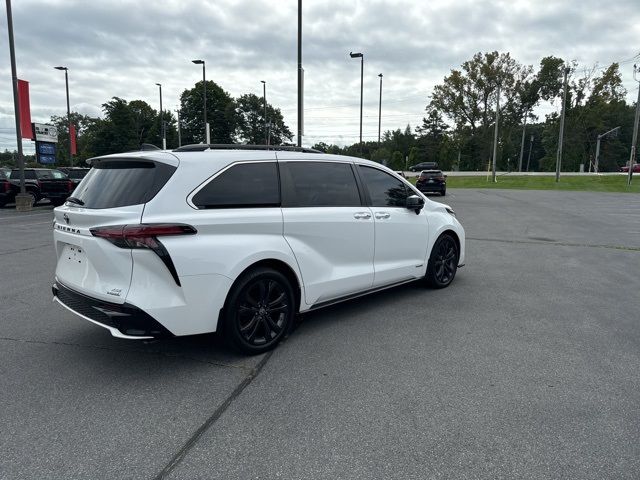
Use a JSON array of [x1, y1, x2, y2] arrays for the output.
[[425, 233, 459, 288], [25, 191, 37, 206], [223, 267, 295, 355], [441, 189, 446, 196], [50, 198, 66, 207]]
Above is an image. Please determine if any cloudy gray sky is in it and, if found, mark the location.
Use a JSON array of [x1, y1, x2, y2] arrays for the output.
[[1, 0, 639, 153]]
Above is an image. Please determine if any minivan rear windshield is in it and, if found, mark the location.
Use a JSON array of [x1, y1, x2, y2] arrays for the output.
[[70, 160, 176, 209]]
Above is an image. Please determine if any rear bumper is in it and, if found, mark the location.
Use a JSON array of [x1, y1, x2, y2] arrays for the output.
[[52, 281, 174, 339], [417, 184, 445, 192]]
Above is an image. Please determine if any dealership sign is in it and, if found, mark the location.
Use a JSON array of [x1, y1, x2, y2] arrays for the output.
[[33, 123, 58, 143]]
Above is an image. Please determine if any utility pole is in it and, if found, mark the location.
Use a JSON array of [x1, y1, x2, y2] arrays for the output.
[[518, 109, 528, 172], [526, 134, 534, 172], [5, 0, 29, 211], [556, 66, 570, 182], [491, 83, 500, 183], [297, 0, 302, 147], [378, 73, 383, 145], [628, 64, 640, 185]]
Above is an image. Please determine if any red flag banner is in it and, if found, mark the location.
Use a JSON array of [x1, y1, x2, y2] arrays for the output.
[[70, 124, 77, 155], [17, 79, 33, 139]]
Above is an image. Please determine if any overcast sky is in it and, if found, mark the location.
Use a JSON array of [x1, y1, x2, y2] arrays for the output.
[[1, 0, 639, 154]]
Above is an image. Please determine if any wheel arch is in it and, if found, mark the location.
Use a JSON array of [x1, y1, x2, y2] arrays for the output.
[[227, 258, 303, 314]]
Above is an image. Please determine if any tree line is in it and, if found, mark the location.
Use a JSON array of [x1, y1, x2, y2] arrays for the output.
[[313, 52, 637, 173], [1, 50, 637, 172]]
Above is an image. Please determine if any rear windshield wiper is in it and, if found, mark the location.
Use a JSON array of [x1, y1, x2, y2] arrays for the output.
[[66, 197, 85, 206]]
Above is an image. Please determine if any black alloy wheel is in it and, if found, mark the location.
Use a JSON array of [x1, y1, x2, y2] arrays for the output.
[[224, 267, 295, 354], [426, 233, 459, 288]]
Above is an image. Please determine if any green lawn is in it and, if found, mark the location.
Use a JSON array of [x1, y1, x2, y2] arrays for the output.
[[409, 174, 640, 193]]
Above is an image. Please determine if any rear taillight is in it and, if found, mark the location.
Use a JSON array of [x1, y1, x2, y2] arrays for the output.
[[90, 224, 197, 248], [437, 176, 444, 181], [90, 224, 197, 286], [36, 180, 42, 189], [68, 180, 74, 192], [2, 182, 9, 193]]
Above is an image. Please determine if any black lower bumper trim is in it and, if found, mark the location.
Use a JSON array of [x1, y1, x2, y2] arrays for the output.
[[52, 282, 174, 338]]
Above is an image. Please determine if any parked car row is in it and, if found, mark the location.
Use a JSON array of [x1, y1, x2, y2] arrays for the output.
[[0, 167, 89, 208]]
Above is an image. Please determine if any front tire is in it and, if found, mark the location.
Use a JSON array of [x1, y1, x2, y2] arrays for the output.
[[223, 267, 295, 354], [426, 233, 459, 288]]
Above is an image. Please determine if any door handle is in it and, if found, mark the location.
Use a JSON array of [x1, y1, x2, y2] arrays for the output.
[[353, 212, 371, 219], [374, 212, 391, 219]]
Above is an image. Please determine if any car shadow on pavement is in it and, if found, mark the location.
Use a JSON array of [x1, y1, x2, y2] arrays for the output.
[[57, 326, 260, 370]]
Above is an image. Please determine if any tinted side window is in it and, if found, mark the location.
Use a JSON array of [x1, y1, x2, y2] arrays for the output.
[[192, 162, 279, 209], [359, 166, 408, 207], [283, 161, 361, 207], [11, 170, 36, 180]]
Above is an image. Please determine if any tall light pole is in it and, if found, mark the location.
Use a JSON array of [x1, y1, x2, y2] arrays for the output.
[[556, 66, 570, 182], [526, 134, 534, 172], [191, 59, 208, 143], [594, 126, 620, 173], [518, 109, 529, 172], [350, 52, 364, 153], [260, 80, 267, 145], [176, 108, 182, 147], [6, 0, 29, 210], [491, 83, 501, 183], [628, 64, 640, 186], [297, 0, 302, 147], [54, 66, 73, 166], [378, 73, 383, 145], [155, 83, 165, 149]]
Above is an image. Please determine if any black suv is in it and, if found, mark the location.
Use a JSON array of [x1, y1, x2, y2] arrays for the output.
[[409, 161, 438, 172], [415, 170, 447, 196], [58, 167, 90, 188], [9, 168, 74, 206]]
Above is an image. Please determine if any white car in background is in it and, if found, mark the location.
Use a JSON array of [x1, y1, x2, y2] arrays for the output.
[[52, 145, 465, 354]]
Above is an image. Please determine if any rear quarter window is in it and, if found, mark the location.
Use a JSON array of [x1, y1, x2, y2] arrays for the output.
[[191, 162, 280, 209], [71, 160, 176, 209]]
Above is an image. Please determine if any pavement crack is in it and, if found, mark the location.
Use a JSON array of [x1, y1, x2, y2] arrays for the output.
[[467, 236, 640, 252], [0, 243, 51, 256], [154, 351, 274, 480], [0, 336, 249, 370]]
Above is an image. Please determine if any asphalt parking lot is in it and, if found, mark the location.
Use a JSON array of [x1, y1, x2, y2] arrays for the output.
[[1, 190, 639, 479]]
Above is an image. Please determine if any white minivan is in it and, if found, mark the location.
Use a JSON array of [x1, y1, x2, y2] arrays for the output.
[[52, 145, 465, 354]]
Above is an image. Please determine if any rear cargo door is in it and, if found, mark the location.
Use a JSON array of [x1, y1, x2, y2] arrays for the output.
[[53, 158, 176, 304]]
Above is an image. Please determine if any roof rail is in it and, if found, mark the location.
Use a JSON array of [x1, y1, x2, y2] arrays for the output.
[[172, 144, 322, 154]]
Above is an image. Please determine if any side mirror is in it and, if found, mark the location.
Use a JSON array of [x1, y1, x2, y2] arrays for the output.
[[406, 195, 424, 214]]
